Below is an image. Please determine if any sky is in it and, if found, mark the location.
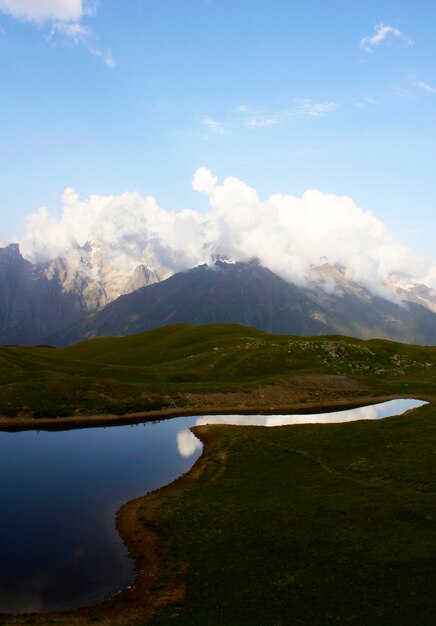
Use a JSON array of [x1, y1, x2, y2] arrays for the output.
[[1, 1, 436, 289]]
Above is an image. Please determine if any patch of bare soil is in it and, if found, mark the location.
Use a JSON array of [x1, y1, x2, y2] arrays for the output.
[[183, 375, 376, 412]]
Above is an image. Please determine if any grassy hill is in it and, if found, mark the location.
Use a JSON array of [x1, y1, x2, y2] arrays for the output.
[[0, 323, 435, 422]]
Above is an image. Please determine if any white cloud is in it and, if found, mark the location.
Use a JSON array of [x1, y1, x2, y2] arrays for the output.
[[235, 105, 279, 128], [90, 47, 116, 68], [243, 116, 278, 128], [0, 0, 83, 23], [201, 116, 227, 135], [360, 23, 413, 53], [416, 80, 436, 94], [49, 19, 91, 44], [18, 169, 436, 296], [234, 101, 338, 127], [1, 0, 115, 68], [293, 98, 339, 118], [46, 15, 116, 68], [192, 167, 218, 195], [392, 86, 413, 99]]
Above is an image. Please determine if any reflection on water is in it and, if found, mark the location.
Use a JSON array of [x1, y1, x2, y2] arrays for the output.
[[0, 398, 426, 614], [197, 398, 426, 427], [177, 428, 203, 457], [0, 415, 204, 614], [175, 399, 427, 457]]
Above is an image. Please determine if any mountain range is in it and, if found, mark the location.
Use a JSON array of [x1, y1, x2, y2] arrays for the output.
[[2, 243, 436, 347]]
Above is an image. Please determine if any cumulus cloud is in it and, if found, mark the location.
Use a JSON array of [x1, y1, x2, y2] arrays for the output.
[[18, 168, 436, 296], [0, 0, 84, 23], [21, 187, 217, 279], [360, 23, 413, 53]]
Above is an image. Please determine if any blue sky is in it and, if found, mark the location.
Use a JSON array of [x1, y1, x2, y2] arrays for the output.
[[1, 0, 435, 261]]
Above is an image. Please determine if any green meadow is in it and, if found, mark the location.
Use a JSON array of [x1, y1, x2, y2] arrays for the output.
[[142, 403, 436, 625], [0, 323, 435, 420]]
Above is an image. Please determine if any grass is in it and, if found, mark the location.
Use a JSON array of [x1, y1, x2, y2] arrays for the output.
[[0, 323, 435, 419], [0, 323, 435, 625], [140, 401, 436, 625]]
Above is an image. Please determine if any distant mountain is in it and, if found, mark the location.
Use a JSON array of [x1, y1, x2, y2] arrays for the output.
[[2, 242, 436, 347], [0, 244, 86, 345], [53, 260, 436, 347], [0, 243, 158, 345]]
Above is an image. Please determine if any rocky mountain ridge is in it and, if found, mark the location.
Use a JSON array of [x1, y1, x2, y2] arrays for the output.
[[1, 243, 436, 346], [0, 243, 157, 344], [53, 259, 436, 347]]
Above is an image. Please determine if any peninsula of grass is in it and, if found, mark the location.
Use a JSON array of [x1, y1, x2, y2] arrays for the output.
[[0, 323, 435, 428], [141, 401, 436, 626]]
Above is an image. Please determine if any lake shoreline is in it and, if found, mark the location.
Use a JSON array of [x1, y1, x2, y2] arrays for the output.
[[0, 395, 433, 624], [0, 393, 410, 432], [0, 424, 219, 625]]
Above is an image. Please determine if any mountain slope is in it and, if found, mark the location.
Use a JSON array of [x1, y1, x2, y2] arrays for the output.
[[0, 244, 89, 345], [1, 322, 436, 420], [53, 261, 337, 345], [0, 243, 159, 345], [54, 261, 436, 346]]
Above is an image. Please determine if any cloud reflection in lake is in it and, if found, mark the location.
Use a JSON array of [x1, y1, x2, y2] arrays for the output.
[[177, 429, 203, 457], [177, 399, 427, 457]]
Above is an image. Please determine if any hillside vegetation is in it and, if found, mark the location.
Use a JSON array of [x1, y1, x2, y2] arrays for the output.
[[141, 405, 436, 626], [0, 324, 435, 422]]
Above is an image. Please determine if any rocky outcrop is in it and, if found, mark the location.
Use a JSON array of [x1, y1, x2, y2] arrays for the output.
[[0, 243, 159, 345]]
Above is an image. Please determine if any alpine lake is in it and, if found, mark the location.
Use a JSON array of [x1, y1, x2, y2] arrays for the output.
[[0, 398, 426, 614]]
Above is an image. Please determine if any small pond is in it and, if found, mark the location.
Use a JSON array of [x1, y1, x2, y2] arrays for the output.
[[0, 398, 426, 614]]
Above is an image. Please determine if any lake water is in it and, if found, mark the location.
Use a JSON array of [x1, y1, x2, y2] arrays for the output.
[[0, 398, 426, 614]]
